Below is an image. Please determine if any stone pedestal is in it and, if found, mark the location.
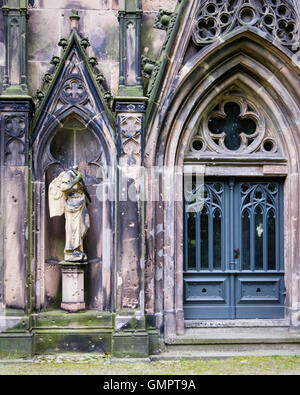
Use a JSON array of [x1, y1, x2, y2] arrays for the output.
[[59, 262, 87, 312]]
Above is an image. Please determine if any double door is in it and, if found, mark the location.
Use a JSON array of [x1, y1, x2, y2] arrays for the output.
[[183, 178, 285, 319]]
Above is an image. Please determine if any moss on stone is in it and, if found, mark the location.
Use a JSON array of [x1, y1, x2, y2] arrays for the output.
[[0, 334, 33, 358], [33, 309, 114, 328], [34, 330, 112, 354]]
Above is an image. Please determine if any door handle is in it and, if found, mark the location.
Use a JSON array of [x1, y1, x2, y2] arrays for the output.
[[234, 248, 240, 259]]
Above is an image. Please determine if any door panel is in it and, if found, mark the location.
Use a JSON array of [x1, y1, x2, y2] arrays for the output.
[[184, 178, 285, 320], [184, 273, 231, 319]]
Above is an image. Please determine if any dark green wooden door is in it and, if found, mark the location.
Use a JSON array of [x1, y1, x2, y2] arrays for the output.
[[183, 178, 285, 319]]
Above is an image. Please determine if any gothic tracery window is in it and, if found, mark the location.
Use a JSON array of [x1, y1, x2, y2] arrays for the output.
[[192, 0, 299, 54], [187, 94, 280, 157]]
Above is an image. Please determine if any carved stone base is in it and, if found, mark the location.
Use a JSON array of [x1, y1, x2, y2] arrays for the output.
[[59, 262, 87, 313], [61, 302, 86, 312]]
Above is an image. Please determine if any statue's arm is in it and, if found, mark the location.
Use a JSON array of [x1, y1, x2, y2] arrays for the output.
[[61, 171, 82, 192]]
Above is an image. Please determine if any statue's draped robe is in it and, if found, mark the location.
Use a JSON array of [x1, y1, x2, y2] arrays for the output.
[[49, 170, 90, 262]]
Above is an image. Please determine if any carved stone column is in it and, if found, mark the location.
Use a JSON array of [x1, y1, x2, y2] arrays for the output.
[[113, 0, 149, 358], [113, 100, 148, 357], [1, 0, 28, 96], [0, 100, 32, 312], [0, 1, 32, 315]]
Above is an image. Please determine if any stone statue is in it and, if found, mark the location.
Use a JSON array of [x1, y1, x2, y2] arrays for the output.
[[49, 165, 91, 262]]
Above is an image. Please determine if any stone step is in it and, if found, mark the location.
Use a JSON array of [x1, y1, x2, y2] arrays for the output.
[[182, 327, 296, 340], [167, 336, 300, 345], [162, 339, 300, 357], [162, 323, 300, 357], [150, 349, 300, 361], [165, 342, 300, 352]]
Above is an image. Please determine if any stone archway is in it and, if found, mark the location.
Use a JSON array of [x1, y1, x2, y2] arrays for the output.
[[145, 35, 300, 338]]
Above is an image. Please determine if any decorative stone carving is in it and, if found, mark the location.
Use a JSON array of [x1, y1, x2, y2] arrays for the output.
[[50, 56, 60, 68], [1, 3, 29, 94], [187, 94, 280, 156], [58, 38, 68, 50], [35, 90, 45, 102], [88, 57, 98, 68], [61, 76, 88, 105], [118, 3, 143, 96], [0, 102, 30, 112], [192, 0, 300, 53], [80, 37, 90, 50], [153, 9, 173, 30], [104, 91, 113, 103], [142, 56, 157, 80], [119, 115, 142, 164], [4, 115, 26, 157], [162, 11, 178, 50], [146, 61, 162, 96], [48, 166, 90, 262], [96, 72, 104, 85], [115, 102, 146, 113], [33, 32, 109, 116]]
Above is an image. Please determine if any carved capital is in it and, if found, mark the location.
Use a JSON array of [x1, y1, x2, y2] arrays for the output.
[[115, 101, 146, 113]]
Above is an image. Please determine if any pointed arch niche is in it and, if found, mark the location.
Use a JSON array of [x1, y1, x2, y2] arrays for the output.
[[32, 111, 116, 312], [146, 34, 300, 338], [30, 33, 117, 312]]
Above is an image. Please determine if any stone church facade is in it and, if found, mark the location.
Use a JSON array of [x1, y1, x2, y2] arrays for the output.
[[1, 0, 300, 358]]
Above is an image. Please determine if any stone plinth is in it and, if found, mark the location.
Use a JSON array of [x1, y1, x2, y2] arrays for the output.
[[59, 262, 88, 312]]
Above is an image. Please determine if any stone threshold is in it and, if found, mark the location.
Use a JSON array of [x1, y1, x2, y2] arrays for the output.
[[150, 349, 300, 361], [165, 336, 300, 345], [184, 319, 290, 328]]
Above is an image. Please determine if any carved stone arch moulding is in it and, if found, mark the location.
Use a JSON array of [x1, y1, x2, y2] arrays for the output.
[[34, 110, 109, 182], [45, 50, 97, 117], [186, 92, 282, 159], [192, 0, 300, 54]]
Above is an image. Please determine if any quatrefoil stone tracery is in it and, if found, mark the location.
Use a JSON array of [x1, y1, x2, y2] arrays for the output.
[[207, 101, 258, 151], [5, 116, 25, 138], [191, 97, 268, 155], [61, 76, 88, 104]]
